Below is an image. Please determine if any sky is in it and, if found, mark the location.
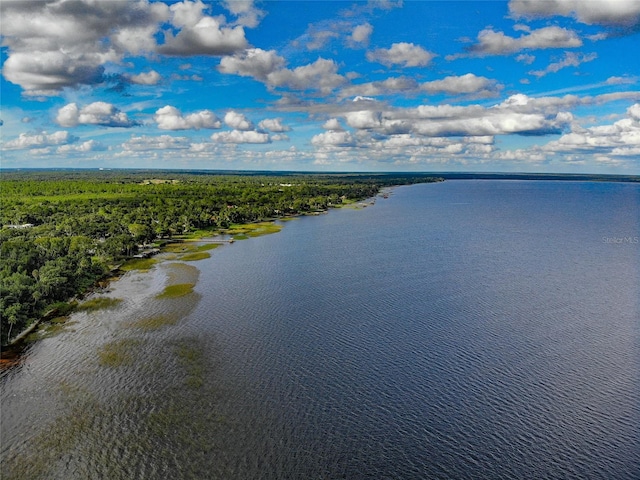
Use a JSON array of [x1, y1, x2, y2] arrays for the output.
[[1, 0, 639, 173]]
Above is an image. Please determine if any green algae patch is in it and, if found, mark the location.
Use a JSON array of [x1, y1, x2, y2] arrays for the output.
[[163, 242, 194, 254], [163, 242, 219, 258], [224, 221, 283, 239], [120, 257, 157, 272], [97, 338, 141, 367], [197, 243, 220, 251], [129, 314, 180, 331], [157, 283, 195, 299], [77, 297, 122, 312], [179, 252, 210, 262]]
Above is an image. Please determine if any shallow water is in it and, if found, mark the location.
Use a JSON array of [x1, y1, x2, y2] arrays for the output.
[[2, 180, 639, 479]]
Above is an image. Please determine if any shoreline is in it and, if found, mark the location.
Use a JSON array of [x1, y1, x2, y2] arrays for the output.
[[0, 191, 390, 364]]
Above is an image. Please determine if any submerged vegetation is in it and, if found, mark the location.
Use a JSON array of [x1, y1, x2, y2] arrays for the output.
[[76, 297, 122, 312], [97, 338, 141, 367], [157, 283, 196, 299], [0, 170, 442, 344]]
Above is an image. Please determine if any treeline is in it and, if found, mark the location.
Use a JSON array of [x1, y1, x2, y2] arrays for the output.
[[0, 170, 442, 344]]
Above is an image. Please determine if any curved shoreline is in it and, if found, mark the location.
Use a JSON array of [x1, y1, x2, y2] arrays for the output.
[[0, 208, 355, 363]]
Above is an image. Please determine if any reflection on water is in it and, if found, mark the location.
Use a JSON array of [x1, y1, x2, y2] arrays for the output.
[[2, 181, 639, 479]]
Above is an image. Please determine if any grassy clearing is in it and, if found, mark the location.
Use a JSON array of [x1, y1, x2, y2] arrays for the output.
[[97, 338, 141, 367], [77, 297, 122, 312], [120, 257, 157, 271], [156, 283, 195, 299]]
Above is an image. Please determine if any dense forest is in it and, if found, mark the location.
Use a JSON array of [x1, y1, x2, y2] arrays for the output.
[[0, 170, 442, 345]]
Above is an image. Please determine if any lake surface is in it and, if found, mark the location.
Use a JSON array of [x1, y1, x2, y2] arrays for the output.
[[2, 180, 639, 479]]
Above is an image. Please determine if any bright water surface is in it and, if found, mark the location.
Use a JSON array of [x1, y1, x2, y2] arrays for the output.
[[2, 180, 639, 479]]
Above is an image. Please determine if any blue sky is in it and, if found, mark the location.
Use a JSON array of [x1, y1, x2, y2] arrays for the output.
[[1, 0, 639, 173]]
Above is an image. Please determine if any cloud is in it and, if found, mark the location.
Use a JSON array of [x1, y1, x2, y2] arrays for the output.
[[452, 26, 582, 58], [350, 23, 373, 46], [529, 52, 597, 78], [0, 0, 169, 95], [160, 7, 248, 56], [3, 51, 107, 96], [218, 48, 286, 80], [56, 102, 138, 128], [122, 134, 191, 151], [305, 31, 340, 51], [605, 76, 637, 85], [339, 74, 501, 100], [154, 105, 222, 130], [339, 77, 419, 98], [311, 130, 355, 147], [543, 103, 640, 156], [345, 110, 381, 129], [366, 42, 435, 67], [57, 139, 106, 154], [509, 0, 640, 27], [224, 111, 254, 130], [129, 70, 162, 85], [211, 130, 271, 143], [222, 0, 266, 28], [322, 118, 344, 131], [258, 118, 291, 132], [331, 93, 580, 139], [421, 74, 501, 96], [516, 54, 536, 64], [220, 49, 346, 94], [266, 58, 347, 95], [4, 131, 77, 150]]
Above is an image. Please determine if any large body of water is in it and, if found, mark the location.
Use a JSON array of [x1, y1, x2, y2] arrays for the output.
[[2, 180, 639, 479]]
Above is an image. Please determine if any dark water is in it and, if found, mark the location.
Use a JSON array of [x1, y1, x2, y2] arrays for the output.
[[2, 180, 639, 479]]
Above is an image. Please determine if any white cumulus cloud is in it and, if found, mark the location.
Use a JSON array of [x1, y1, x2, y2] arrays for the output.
[[258, 118, 291, 132], [345, 110, 381, 129], [129, 70, 162, 85], [421, 74, 501, 96], [57, 139, 106, 154], [311, 130, 355, 147], [350, 23, 373, 45], [56, 102, 138, 128], [0, 0, 169, 95], [211, 129, 271, 143], [366, 42, 435, 68], [509, 0, 640, 27], [4, 130, 77, 150], [224, 111, 254, 130], [155, 105, 221, 130], [453, 26, 582, 58], [122, 134, 191, 151], [159, 1, 248, 56], [322, 118, 344, 131], [220, 49, 346, 95], [222, 0, 266, 28]]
